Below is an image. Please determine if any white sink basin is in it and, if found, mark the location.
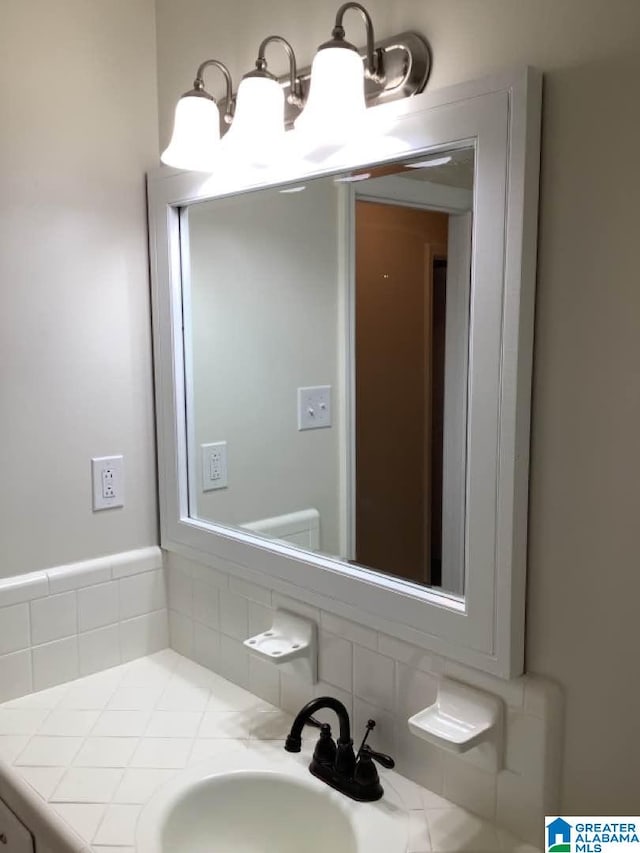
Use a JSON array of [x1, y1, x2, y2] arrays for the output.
[[136, 747, 409, 853]]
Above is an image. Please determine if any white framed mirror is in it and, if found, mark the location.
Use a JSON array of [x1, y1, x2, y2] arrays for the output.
[[148, 66, 542, 678]]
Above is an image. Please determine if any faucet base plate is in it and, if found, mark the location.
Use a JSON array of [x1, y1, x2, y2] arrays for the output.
[[309, 759, 384, 802]]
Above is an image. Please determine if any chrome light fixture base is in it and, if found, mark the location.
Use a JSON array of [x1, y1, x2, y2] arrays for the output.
[[218, 31, 431, 132]]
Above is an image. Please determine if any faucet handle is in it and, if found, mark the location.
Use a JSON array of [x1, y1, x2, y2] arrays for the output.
[[359, 744, 395, 769], [305, 716, 324, 729]]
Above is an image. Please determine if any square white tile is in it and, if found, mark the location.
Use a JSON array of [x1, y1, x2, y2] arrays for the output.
[[32, 636, 79, 690], [108, 686, 164, 711], [0, 603, 30, 655], [145, 710, 203, 738], [79, 624, 121, 677], [91, 710, 152, 737], [218, 590, 248, 639], [192, 622, 219, 673], [443, 754, 497, 821], [19, 766, 66, 800], [192, 579, 219, 630], [0, 650, 33, 703], [30, 591, 77, 645], [320, 611, 377, 650], [198, 711, 251, 740], [93, 804, 143, 846], [39, 709, 100, 737], [395, 662, 439, 718], [51, 767, 124, 803], [318, 630, 353, 692], [53, 802, 106, 843], [58, 683, 116, 711], [353, 645, 395, 712], [215, 634, 248, 688], [169, 610, 194, 658], [207, 673, 271, 712], [0, 735, 30, 764], [78, 581, 119, 633], [167, 566, 193, 616], [113, 768, 175, 804], [426, 806, 501, 852], [16, 735, 83, 766], [119, 570, 166, 621], [129, 737, 192, 768], [250, 710, 294, 741], [0, 708, 49, 735], [120, 611, 168, 663], [248, 656, 280, 707], [408, 811, 432, 852], [157, 683, 210, 713], [73, 737, 139, 767]]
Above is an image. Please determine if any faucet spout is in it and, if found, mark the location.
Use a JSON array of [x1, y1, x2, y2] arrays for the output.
[[284, 696, 351, 752]]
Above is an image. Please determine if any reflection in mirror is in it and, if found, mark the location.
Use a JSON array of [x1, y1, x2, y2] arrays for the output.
[[182, 148, 474, 596]]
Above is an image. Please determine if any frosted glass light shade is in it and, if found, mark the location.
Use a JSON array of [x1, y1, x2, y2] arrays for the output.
[[294, 47, 366, 147], [161, 94, 221, 172], [222, 76, 285, 166]]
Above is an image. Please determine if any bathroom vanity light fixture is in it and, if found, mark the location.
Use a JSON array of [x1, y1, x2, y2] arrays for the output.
[[161, 59, 234, 172], [161, 4, 431, 171], [294, 2, 383, 145], [221, 36, 303, 165]]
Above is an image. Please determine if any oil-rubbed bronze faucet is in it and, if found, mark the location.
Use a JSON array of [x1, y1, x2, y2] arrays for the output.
[[284, 697, 395, 801]]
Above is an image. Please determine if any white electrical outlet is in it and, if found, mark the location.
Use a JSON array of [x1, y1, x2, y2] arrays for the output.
[[91, 456, 124, 511], [298, 385, 332, 430], [202, 441, 228, 491]]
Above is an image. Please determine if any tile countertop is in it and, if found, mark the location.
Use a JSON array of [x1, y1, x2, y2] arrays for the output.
[[0, 650, 540, 853]]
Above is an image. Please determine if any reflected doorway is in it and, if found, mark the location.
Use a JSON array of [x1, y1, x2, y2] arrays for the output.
[[355, 201, 448, 586]]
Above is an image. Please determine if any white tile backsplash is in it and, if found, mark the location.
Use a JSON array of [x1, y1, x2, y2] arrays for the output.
[[0, 547, 558, 850], [353, 644, 395, 711], [0, 547, 167, 702], [192, 578, 219, 630], [166, 552, 562, 848], [318, 630, 352, 692], [218, 589, 249, 639]]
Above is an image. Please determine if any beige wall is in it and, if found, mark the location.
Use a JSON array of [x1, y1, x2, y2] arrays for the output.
[[187, 181, 342, 553], [0, 0, 160, 577], [155, 0, 640, 813]]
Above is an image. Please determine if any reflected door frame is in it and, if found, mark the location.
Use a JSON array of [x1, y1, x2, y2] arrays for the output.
[[345, 180, 472, 594]]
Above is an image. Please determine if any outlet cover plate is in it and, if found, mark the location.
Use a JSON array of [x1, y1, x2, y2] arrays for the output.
[[91, 455, 124, 511], [202, 441, 228, 491]]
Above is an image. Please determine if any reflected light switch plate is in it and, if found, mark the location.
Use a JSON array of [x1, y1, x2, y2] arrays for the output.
[[298, 386, 331, 430]]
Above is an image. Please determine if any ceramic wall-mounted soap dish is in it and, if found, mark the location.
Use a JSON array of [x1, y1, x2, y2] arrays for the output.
[[244, 609, 317, 683], [408, 678, 503, 769]]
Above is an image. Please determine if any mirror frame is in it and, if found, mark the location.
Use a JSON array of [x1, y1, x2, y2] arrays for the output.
[[148, 67, 542, 678]]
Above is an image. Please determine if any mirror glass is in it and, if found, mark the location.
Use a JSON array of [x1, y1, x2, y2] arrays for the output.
[[182, 148, 474, 596]]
